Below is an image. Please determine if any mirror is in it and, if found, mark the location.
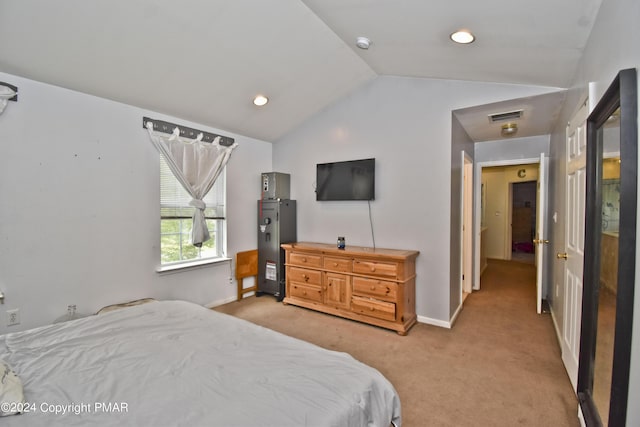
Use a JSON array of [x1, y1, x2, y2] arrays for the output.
[[592, 126, 619, 420], [578, 69, 637, 426]]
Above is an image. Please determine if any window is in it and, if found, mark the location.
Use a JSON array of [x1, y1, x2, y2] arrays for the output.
[[160, 157, 226, 265]]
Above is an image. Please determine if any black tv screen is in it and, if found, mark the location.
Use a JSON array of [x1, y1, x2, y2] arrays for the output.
[[316, 158, 375, 201]]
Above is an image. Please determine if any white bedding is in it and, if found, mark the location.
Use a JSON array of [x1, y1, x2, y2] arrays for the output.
[[0, 300, 401, 426]]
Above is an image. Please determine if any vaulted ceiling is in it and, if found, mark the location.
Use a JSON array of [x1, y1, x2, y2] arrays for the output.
[[0, 0, 603, 142]]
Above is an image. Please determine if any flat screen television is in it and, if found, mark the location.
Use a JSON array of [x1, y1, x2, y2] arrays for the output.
[[316, 158, 375, 201]]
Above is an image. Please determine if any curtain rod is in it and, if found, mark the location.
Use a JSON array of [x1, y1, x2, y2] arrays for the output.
[[0, 81, 18, 101], [142, 117, 235, 146]]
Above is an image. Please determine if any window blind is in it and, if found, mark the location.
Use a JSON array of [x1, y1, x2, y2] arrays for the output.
[[160, 156, 226, 219]]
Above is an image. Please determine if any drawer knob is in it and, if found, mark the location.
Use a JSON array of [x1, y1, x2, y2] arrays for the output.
[[302, 257, 307, 262], [333, 262, 338, 267], [302, 291, 307, 295], [302, 274, 309, 281], [370, 286, 376, 291], [370, 307, 375, 311], [370, 266, 376, 272]]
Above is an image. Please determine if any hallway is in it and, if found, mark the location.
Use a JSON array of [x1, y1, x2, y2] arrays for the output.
[[453, 258, 578, 425]]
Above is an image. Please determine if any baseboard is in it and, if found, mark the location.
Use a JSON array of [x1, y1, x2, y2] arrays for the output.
[[416, 302, 464, 329], [449, 302, 463, 327], [550, 306, 563, 350], [480, 262, 488, 276], [417, 314, 452, 329], [551, 303, 579, 393], [205, 295, 239, 308], [211, 295, 456, 329]]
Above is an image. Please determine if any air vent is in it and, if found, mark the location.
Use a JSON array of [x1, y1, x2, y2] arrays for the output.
[[488, 109, 523, 123]]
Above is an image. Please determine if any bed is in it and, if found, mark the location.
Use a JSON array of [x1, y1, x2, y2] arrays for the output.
[[0, 300, 401, 426]]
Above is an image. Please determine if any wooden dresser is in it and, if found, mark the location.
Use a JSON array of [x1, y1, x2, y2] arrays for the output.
[[281, 242, 419, 335]]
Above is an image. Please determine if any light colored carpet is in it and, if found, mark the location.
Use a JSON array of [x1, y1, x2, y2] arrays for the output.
[[214, 259, 578, 426]]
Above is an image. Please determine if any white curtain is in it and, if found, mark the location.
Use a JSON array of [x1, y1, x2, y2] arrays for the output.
[[146, 122, 237, 247]]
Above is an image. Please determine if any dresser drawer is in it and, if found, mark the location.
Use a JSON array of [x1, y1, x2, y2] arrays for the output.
[[351, 296, 396, 321], [288, 267, 322, 285], [352, 277, 398, 301], [353, 259, 398, 278], [290, 282, 323, 303], [323, 256, 352, 273], [289, 252, 323, 268], [281, 242, 418, 335]]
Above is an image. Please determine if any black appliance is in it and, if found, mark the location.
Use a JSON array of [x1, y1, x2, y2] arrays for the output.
[[257, 199, 296, 300]]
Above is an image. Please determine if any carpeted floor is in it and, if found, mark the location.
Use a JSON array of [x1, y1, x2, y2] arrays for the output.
[[214, 259, 578, 426]]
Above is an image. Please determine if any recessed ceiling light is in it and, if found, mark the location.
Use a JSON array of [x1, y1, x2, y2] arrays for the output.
[[356, 36, 371, 50], [450, 30, 475, 44], [253, 95, 268, 106]]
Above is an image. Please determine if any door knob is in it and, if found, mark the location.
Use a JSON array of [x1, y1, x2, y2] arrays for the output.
[[533, 239, 550, 244], [557, 252, 568, 260]]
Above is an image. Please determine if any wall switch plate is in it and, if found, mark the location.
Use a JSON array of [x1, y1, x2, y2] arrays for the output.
[[7, 308, 20, 326]]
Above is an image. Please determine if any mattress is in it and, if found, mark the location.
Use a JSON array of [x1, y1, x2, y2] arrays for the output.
[[0, 300, 401, 426]]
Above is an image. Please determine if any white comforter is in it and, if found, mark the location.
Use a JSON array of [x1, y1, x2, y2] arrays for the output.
[[0, 300, 401, 427]]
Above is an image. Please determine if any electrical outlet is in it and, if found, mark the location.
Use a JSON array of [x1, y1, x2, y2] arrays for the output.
[[7, 309, 20, 326]]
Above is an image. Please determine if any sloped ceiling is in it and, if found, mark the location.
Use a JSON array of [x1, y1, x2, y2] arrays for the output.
[[0, 0, 602, 142]]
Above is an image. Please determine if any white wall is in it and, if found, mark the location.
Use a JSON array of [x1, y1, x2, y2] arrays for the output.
[[0, 72, 271, 334], [273, 75, 560, 324], [449, 115, 474, 317], [548, 0, 640, 423]]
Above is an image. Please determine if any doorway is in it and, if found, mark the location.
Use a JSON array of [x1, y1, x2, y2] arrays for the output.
[[511, 181, 537, 264], [461, 152, 473, 302], [474, 156, 548, 313]]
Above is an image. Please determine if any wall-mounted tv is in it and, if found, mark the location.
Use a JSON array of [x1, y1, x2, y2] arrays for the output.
[[316, 158, 375, 201]]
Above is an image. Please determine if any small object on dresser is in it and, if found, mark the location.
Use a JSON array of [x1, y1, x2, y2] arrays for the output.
[[337, 236, 345, 249]]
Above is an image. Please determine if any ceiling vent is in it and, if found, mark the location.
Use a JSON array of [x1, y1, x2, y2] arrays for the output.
[[488, 109, 524, 123]]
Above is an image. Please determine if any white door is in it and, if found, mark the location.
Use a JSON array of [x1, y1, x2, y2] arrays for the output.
[[561, 101, 588, 390], [534, 153, 549, 314], [462, 154, 473, 295]]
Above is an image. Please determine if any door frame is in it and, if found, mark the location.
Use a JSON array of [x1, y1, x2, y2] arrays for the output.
[[535, 152, 549, 314], [460, 151, 474, 302], [473, 156, 542, 290]]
